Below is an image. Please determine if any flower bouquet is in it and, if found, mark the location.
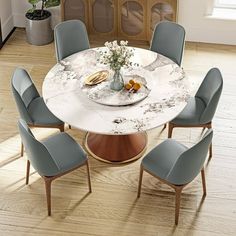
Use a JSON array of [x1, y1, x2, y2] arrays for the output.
[[99, 40, 134, 91]]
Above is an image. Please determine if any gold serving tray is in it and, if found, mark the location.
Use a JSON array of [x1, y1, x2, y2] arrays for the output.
[[85, 70, 109, 85]]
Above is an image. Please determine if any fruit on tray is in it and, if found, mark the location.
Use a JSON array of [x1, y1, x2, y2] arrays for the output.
[[125, 83, 133, 90], [124, 79, 142, 92], [133, 82, 141, 91], [129, 79, 135, 86]]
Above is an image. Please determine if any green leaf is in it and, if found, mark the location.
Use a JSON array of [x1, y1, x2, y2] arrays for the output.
[[28, 0, 41, 5], [45, 0, 60, 8], [27, 3, 37, 13]]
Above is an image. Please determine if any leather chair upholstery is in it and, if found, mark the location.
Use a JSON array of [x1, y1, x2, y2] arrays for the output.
[[150, 21, 186, 66], [54, 19, 90, 61]]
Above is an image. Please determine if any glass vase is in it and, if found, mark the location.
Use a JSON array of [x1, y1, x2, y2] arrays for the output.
[[110, 69, 124, 91]]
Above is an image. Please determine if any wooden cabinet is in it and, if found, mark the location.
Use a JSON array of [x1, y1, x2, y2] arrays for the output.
[[61, 0, 177, 43]]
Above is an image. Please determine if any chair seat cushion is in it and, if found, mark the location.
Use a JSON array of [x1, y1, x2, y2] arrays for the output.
[[42, 132, 87, 175], [28, 97, 63, 126], [142, 139, 187, 181], [171, 97, 206, 125]]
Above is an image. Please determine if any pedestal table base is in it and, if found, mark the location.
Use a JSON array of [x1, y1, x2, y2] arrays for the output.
[[85, 132, 147, 164]]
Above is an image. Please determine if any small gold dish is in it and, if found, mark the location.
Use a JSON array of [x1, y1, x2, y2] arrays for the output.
[[85, 70, 109, 85]]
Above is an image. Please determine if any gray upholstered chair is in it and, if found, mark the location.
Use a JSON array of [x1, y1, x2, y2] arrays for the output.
[[150, 21, 186, 66], [138, 129, 213, 225], [168, 68, 223, 159], [18, 119, 92, 216], [11, 68, 64, 156], [54, 19, 90, 61]]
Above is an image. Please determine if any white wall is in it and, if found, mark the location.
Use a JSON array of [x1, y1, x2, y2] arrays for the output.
[[11, 0, 61, 29], [11, 0, 31, 28], [178, 0, 236, 45], [0, 0, 14, 41]]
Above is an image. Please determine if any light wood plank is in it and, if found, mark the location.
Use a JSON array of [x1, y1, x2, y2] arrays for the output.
[[0, 28, 236, 235]]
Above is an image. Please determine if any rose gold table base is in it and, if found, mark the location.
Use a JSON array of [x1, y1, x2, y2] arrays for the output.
[[85, 132, 147, 164]]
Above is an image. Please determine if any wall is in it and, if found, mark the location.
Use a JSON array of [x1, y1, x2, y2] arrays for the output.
[[11, 0, 61, 28], [178, 0, 236, 45], [0, 0, 14, 41]]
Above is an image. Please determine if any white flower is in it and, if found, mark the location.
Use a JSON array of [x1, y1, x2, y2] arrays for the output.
[[98, 40, 134, 71]]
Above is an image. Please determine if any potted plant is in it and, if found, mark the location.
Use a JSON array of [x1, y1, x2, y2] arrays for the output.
[[26, 0, 60, 45]]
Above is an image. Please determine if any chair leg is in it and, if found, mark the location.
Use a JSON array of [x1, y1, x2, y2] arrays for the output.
[[69, 125, 72, 129], [86, 161, 92, 193], [209, 143, 212, 160], [26, 160, 30, 185], [21, 142, 24, 156], [163, 124, 167, 129], [201, 168, 207, 196], [59, 124, 64, 132], [44, 178, 53, 216], [168, 123, 174, 138], [175, 187, 183, 225], [137, 166, 144, 198]]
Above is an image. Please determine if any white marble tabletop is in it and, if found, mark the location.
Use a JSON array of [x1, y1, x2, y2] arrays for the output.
[[43, 47, 198, 135]]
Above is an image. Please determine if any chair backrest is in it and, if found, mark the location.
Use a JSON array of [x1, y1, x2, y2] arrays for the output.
[[18, 119, 60, 176], [11, 68, 40, 124], [54, 20, 90, 61], [196, 68, 223, 124], [150, 21, 185, 66], [166, 129, 213, 185]]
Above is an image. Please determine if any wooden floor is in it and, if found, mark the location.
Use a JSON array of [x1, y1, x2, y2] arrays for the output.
[[0, 28, 236, 235]]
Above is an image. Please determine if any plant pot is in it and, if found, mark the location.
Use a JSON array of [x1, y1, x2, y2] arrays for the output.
[[25, 10, 53, 46]]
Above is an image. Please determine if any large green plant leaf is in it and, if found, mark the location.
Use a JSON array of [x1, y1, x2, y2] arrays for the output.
[[45, 0, 60, 8], [28, 0, 41, 5], [28, 0, 60, 9]]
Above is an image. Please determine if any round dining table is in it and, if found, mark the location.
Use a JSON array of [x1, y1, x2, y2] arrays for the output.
[[43, 47, 197, 163]]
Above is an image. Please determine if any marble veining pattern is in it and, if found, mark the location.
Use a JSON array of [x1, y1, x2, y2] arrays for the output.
[[43, 47, 199, 135]]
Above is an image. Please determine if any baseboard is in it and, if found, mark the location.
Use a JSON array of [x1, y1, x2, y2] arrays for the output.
[[1, 15, 14, 40], [0, 27, 16, 49]]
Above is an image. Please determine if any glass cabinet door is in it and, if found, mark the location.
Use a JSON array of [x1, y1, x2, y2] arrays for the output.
[[89, 0, 117, 36], [118, 0, 147, 40], [147, 0, 177, 41], [61, 0, 89, 27]]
